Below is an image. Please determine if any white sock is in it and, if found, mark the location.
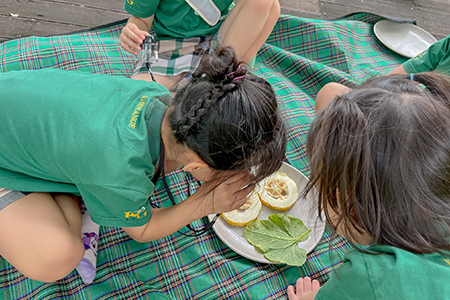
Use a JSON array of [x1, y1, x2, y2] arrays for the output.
[[76, 204, 99, 284]]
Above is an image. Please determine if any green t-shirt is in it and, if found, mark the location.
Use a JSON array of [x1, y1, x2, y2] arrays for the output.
[[124, 0, 233, 40], [315, 244, 450, 299], [0, 69, 172, 227], [403, 35, 450, 75]]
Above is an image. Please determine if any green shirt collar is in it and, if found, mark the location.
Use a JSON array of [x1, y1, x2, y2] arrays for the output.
[[146, 100, 168, 168]]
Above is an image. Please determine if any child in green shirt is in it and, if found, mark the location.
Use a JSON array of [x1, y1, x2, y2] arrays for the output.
[[314, 35, 450, 111], [0, 46, 287, 283], [119, 0, 280, 91], [287, 72, 450, 299], [390, 34, 450, 76]]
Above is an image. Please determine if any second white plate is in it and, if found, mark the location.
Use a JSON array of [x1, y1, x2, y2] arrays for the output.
[[208, 162, 326, 264], [374, 20, 437, 58]]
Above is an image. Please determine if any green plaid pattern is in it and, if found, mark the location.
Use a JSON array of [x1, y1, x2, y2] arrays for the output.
[[0, 13, 406, 299]]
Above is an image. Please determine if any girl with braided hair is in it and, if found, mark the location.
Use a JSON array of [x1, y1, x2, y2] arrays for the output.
[[0, 46, 286, 282]]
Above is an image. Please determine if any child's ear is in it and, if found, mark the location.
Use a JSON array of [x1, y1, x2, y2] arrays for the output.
[[183, 161, 209, 172], [181, 150, 215, 181], [183, 160, 214, 182], [181, 150, 209, 172]]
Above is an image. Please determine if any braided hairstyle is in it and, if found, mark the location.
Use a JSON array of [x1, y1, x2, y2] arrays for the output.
[[169, 46, 287, 183]]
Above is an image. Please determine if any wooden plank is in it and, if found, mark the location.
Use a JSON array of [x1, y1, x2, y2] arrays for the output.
[[0, 0, 449, 43], [38, 0, 126, 13], [318, 0, 450, 39], [280, 7, 323, 20], [323, 0, 415, 7], [319, 0, 418, 20], [417, 17, 450, 40], [279, 0, 321, 13], [0, 15, 86, 41], [359, 0, 415, 5], [0, 0, 128, 28], [279, 0, 323, 19], [413, 0, 450, 13]]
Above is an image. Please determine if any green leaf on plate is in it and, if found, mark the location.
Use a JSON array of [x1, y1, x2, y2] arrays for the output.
[[244, 213, 311, 266]]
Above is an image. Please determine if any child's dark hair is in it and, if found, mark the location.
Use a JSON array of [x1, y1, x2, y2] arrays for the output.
[[305, 72, 450, 254], [169, 46, 287, 183]]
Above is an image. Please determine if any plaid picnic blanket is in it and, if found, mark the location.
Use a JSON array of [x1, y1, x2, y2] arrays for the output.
[[0, 13, 407, 300]]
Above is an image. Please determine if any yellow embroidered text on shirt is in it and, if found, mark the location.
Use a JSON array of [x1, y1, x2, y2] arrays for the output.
[[127, 0, 134, 5], [444, 259, 450, 266], [129, 95, 148, 129], [124, 206, 148, 219], [413, 52, 424, 61]]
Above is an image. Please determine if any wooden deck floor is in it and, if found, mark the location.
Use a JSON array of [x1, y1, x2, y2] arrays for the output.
[[280, 0, 450, 40], [1, 0, 449, 42]]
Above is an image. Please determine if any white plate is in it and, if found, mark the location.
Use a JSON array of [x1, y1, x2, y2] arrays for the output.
[[373, 20, 437, 58], [208, 162, 326, 264]]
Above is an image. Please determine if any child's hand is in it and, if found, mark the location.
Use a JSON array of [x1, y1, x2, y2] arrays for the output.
[[200, 172, 255, 215], [119, 23, 149, 56], [287, 277, 321, 300]]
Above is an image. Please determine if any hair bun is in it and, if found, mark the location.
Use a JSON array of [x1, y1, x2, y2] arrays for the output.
[[192, 46, 245, 86]]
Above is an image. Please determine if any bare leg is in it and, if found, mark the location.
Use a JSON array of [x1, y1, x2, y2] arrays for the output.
[[287, 276, 321, 300], [132, 73, 184, 93], [315, 82, 352, 113], [220, 0, 280, 63], [0, 193, 84, 282]]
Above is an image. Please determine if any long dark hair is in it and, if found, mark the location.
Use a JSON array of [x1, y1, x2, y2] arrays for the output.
[[169, 46, 287, 183], [305, 72, 450, 254]]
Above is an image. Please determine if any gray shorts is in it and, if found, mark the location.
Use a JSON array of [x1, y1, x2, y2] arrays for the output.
[[0, 188, 28, 211]]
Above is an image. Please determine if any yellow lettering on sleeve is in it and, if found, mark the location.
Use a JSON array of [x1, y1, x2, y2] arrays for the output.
[[128, 95, 148, 129], [124, 207, 148, 219], [413, 52, 423, 61]]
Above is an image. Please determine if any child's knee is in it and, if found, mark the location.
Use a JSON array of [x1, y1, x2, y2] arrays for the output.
[[20, 234, 84, 282]]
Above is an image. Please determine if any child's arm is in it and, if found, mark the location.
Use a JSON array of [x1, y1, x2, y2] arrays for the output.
[[389, 36, 450, 75], [119, 15, 154, 56], [315, 82, 352, 112], [121, 172, 254, 242], [387, 65, 407, 75], [287, 277, 321, 300]]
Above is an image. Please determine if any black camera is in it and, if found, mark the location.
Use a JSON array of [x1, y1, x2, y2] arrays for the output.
[[138, 35, 158, 64]]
